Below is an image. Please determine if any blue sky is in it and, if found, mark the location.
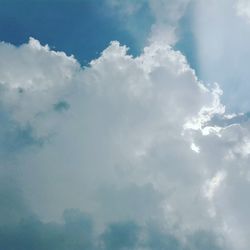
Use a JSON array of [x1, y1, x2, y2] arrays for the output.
[[0, 0, 153, 64], [2, 1, 250, 250], [0, 0, 197, 69]]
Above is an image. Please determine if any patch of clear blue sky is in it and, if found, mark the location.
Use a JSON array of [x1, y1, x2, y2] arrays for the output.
[[0, 0, 153, 65], [0, 0, 198, 73]]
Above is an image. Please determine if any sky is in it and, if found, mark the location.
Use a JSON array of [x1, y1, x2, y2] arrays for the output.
[[2, 0, 250, 250]]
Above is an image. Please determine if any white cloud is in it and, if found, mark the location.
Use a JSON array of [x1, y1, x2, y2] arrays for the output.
[[203, 170, 227, 201], [0, 37, 80, 137], [190, 142, 200, 153], [1, 38, 250, 249]]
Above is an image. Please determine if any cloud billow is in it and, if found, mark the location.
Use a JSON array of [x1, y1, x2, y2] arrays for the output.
[[0, 36, 249, 250]]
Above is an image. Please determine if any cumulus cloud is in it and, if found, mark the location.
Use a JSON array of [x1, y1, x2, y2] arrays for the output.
[[1, 37, 250, 250], [0, 37, 80, 140]]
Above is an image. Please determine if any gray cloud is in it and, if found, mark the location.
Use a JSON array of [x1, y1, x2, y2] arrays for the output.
[[0, 207, 224, 250]]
